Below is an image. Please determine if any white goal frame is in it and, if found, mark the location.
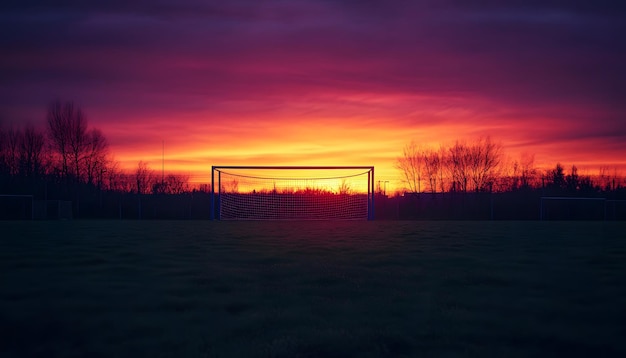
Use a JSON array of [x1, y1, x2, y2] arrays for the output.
[[211, 166, 375, 220]]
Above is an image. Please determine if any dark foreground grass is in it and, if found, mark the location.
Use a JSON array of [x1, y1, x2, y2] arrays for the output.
[[1, 221, 625, 357]]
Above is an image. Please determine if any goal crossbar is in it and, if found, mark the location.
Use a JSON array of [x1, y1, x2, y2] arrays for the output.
[[211, 166, 375, 220], [212, 166, 374, 170]]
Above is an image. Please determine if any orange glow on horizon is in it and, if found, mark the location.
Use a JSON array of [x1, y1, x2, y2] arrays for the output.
[[106, 109, 626, 195]]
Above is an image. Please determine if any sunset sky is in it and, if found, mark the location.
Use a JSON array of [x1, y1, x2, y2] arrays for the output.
[[1, 0, 625, 187]]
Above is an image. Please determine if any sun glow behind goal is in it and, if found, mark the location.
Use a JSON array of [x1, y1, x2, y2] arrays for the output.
[[211, 166, 375, 220]]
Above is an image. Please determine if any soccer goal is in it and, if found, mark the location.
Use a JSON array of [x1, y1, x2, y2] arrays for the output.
[[211, 166, 375, 220], [540, 197, 606, 220]]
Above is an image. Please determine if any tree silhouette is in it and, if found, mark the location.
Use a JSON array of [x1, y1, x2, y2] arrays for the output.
[[152, 173, 190, 194], [550, 163, 566, 190], [511, 152, 537, 190], [163, 174, 190, 194], [0, 124, 5, 176], [18, 124, 46, 179], [46, 100, 110, 186], [467, 136, 502, 192], [83, 128, 109, 187], [47, 100, 84, 181], [3, 125, 20, 176], [423, 149, 441, 193], [598, 167, 622, 191], [448, 141, 470, 192], [437, 145, 447, 192], [135, 161, 154, 195], [396, 141, 423, 193], [566, 165, 579, 192]]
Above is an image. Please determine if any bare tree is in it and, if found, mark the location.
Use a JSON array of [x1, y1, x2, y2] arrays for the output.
[[67, 110, 88, 181], [467, 136, 502, 192], [165, 174, 190, 194], [47, 100, 79, 180], [566, 165, 580, 192], [83, 128, 109, 187], [448, 141, 471, 192], [517, 153, 537, 189], [598, 166, 622, 192], [3, 125, 21, 176], [423, 149, 441, 193], [18, 124, 46, 178], [438, 145, 448, 193], [135, 161, 154, 194], [222, 179, 239, 193], [46, 100, 111, 186], [0, 124, 5, 175], [396, 141, 423, 193], [549, 163, 566, 190], [153, 173, 190, 194], [101, 161, 123, 191]]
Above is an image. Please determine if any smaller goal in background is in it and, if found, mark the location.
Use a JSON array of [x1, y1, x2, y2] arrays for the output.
[[540, 197, 608, 220], [0, 195, 33, 220]]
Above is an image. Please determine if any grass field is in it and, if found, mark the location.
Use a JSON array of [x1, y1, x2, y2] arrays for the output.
[[1, 221, 625, 357]]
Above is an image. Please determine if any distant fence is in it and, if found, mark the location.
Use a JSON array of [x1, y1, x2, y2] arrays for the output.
[[0, 195, 33, 220], [77, 192, 214, 220], [33, 200, 73, 220], [3, 190, 624, 220], [376, 192, 626, 220], [389, 192, 539, 220]]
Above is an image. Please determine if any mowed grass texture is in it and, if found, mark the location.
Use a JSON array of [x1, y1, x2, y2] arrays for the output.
[[1, 221, 625, 357]]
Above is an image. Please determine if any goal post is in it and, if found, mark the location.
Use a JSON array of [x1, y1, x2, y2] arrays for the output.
[[211, 166, 375, 220]]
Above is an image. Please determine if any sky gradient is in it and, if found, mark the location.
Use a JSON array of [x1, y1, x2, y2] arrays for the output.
[[2, 0, 625, 186]]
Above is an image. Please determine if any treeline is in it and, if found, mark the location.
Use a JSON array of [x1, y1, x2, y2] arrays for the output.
[[0, 101, 207, 219], [395, 138, 625, 197], [390, 138, 625, 220], [0, 101, 195, 197], [2, 100, 625, 219]]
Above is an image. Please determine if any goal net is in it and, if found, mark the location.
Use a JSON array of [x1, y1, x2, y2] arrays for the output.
[[540, 197, 606, 220], [211, 166, 375, 220]]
